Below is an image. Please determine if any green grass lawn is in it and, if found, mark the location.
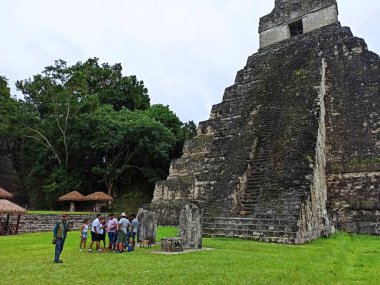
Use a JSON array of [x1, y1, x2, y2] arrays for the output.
[[0, 228, 379, 285]]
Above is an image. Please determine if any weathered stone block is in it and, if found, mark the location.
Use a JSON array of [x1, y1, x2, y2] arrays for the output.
[[161, 237, 183, 252], [137, 209, 157, 244], [179, 203, 202, 249]]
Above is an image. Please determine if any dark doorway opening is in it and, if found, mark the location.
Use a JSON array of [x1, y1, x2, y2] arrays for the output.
[[289, 20, 304, 37]]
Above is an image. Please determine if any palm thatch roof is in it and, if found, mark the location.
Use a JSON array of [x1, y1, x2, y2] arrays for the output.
[[58, 191, 85, 202], [0, 187, 14, 200], [0, 199, 27, 215], [83, 192, 113, 202]]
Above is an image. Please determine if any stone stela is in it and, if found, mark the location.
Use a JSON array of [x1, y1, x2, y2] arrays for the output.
[[179, 203, 202, 250], [137, 209, 157, 244], [151, 0, 380, 244]]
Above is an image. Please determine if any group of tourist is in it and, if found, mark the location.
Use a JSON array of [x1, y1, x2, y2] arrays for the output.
[[81, 212, 138, 253], [52, 212, 138, 263]]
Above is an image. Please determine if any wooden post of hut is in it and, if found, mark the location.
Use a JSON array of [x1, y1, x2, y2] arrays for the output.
[[0, 199, 27, 235], [58, 191, 85, 212], [83, 192, 113, 212]]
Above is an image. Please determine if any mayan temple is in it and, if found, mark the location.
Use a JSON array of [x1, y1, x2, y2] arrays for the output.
[[151, 0, 380, 244]]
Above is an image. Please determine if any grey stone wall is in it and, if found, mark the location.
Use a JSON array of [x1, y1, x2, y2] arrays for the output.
[[260, 0, 337, 32], [324, 30, 380, 235], [327, 172, 380, 234], [259, 0, 338, 48], [0, 214, 96, 234]]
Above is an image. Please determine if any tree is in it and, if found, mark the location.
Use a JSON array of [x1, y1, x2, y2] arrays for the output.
[[0, 76, 20, 138], [16, 59, 98, 168], [9, 58, 195, 209], [71, 58, 150, 111], [144, 104, 198, 157], [78, 105, 176, 197]]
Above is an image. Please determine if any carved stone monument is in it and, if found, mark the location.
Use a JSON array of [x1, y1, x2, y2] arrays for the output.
[[161, 237, 184, 252], [179, 203, 202, 249], [137, 209, 157, 244]]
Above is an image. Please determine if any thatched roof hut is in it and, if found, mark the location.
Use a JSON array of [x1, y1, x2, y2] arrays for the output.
[[84, 192, 113, 202], [58, 191, 85, 212], [0, 199, 27, 215], [58, 191, 85, 202], [0, 187, 14, 200], [84, 192, 113, 212], [0, 199, 27, 235]]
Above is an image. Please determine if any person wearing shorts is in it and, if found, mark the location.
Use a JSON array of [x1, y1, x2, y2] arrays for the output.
[[116, 212, 130, 253], [79, 219, 89, 251], [99, 216, 106, 249], [88, 214, 101, 252]]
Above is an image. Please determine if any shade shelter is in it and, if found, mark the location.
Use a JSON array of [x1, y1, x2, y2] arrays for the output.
[[0, 187, 14, 200], [58, 191, 85, 212], [83, 192, 113, 212], [0, 199, 27, 235]]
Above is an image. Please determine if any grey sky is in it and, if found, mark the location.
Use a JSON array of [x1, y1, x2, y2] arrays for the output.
[[0, 0, 379, 124]]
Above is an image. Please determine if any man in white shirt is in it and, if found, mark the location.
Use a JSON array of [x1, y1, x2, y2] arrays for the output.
[[88, 214, 101, 252]]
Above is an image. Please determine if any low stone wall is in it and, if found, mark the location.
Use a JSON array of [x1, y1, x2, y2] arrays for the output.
[[1, 214, 97, 234], [327, 172, 380, 235]]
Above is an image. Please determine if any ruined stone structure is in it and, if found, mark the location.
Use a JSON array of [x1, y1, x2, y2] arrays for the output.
[[137, 209, 157, 244], [179, 203, 202, 249], [151, 0, 380, 243], [161, 238, 184, 252]]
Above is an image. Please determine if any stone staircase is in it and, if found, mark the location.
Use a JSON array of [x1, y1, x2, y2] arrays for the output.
[[242, 106, 282, 214], [203, 214, 300, 244]]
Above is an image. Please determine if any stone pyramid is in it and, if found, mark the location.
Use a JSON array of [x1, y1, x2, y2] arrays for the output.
[[151, 0, 380, 244]]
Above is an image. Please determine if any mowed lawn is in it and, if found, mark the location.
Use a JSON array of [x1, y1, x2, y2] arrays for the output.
[[0, 228, 379, 285]]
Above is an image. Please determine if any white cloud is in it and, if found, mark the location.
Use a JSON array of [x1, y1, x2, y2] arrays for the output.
[[0, 0, 379, 123]]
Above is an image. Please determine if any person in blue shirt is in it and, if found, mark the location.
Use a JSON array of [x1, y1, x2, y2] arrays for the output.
[[53, 213, 70, 263], [130, 214, 138, 250]]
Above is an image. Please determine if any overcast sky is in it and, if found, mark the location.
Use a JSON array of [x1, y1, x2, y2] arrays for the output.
[[1, 0, 379, 124]]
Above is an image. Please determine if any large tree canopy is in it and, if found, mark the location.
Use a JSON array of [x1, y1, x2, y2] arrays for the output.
[[1, 58, 196, 209]]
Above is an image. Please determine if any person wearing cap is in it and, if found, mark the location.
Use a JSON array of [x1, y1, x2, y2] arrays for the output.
[[116, 212, 131, 253], [53, 213, 69, 263]]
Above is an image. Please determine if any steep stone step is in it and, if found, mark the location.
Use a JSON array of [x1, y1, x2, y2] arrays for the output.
[[203, 228, 297, 238]]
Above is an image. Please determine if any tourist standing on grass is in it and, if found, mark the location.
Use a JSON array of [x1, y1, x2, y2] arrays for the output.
[[106, 213, 118, 251], [53, 213, 69, 263], [131, 214, 138, 249], [124, 214, 132, 250], [116, 212, 130, 253], [99, 216, 106, 249], [88, 214, 101, 253], [79, 219, 89, 251]]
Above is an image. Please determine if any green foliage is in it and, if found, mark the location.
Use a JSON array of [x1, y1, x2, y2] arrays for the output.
[[0, 231, 379, 284], [1, 58, 196, 209], [70, 57, 150, 111], [77, 105, 176, 197], [348, 157, 380, 166], [0, 75, 11, 97], [294, 68, 307, 80], [0, 76, 21, 138], [42, 168, 80, 194]]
